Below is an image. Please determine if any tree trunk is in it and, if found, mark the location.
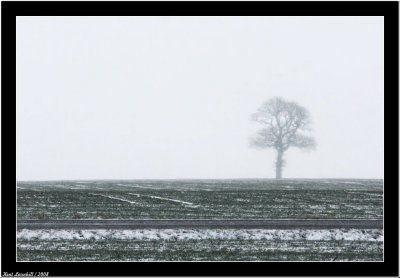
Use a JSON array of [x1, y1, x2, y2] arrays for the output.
[[275, 150, 283, 179]]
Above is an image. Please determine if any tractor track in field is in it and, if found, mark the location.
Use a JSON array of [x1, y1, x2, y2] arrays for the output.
[[17, 219, 383, 230]]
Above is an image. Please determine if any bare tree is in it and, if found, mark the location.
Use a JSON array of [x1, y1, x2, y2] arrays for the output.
[[251, 97, 315, 179]]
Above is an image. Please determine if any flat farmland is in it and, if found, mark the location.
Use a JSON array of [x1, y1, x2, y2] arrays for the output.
[[17, 179, 383, 220], [16, 179, 383, 261]]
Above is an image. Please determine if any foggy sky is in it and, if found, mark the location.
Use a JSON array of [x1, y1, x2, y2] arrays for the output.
[[16, 16, 384, 180]]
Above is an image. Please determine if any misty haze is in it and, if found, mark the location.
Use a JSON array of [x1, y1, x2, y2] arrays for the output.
[[16, 16, 383, 262], [17, 16, 383, 180]]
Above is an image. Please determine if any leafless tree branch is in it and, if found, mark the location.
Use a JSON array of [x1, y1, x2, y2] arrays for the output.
[[250, 97, 316, 178]]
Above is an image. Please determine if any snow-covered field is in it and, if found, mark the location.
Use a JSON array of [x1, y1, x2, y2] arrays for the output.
[[17, 228, 383, 261], [18, 228, 383, 241], [16, 179, 384, 261], [17, 179, 383, 220]]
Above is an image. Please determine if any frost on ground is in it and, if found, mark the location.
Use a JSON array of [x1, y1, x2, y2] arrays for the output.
[[127, 193, 198, 207], [17, 229, 383, 261], [17, 180, 383, 220], [17, 229, 383, 241], [117, 184, 161, 189], [88, 193, 137, 205]]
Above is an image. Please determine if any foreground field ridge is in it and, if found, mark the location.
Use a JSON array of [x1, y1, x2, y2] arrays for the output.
[[17, 219, 383, 230]]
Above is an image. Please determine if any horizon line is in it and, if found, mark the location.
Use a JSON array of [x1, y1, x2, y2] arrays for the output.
[[16, 177, 384, 182]]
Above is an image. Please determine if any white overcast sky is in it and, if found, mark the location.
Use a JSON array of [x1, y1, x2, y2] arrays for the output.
[[16, 16, 384, 180]]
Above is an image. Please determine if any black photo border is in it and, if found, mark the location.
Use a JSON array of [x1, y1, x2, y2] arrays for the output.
[[2, 1, 398, 276]]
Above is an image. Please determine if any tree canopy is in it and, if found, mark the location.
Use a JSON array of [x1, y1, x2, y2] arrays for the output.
[[251, 97, 315, 178]]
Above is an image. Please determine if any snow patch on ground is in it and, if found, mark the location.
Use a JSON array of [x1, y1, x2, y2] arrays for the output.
[[69, 185, 88, 190], [341, 181, 365, 185], [309, 205, 325, 210], [17, 229, 383, 242], [88, 193, 137, 205], [72, 184, 86, 188], [49, 184, 70, 188], [236, 198, 250, 202], [118, 184, 160, 189], [128, 193, 198, 207], [282, 186, 295, 189]]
